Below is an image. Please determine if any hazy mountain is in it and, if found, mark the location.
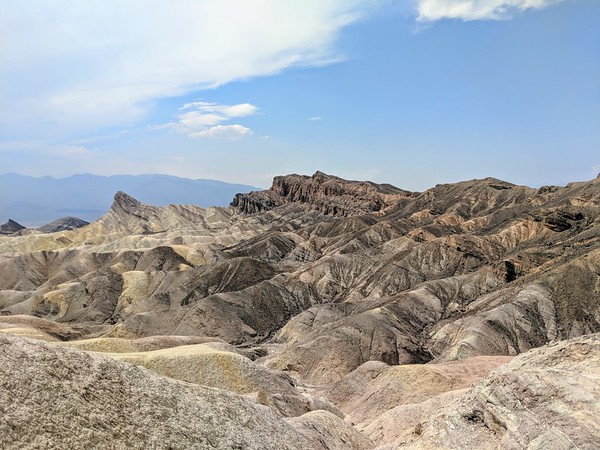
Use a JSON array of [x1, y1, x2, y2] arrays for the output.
[[0, 173, 259, 226]]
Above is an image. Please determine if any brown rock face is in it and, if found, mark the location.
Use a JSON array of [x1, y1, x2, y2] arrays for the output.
[[232, 171, 412, 216]]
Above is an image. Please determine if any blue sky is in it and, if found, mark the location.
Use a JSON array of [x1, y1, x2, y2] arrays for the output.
[[1, 0, 598, 190]]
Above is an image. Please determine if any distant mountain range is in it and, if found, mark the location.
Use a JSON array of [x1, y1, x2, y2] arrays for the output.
[[0, 173, 259, 226]]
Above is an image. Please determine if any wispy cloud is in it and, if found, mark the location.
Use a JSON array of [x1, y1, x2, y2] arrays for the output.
[[181, 102, 258, 117], [159, 102, 257, 140], [417, 0, 565, 21], [0, 141, 92, 159], [52, 144, 93, 159], [189, 124, 253, 140], [0, 1, 370, 139], [308, 116, 322, 121]]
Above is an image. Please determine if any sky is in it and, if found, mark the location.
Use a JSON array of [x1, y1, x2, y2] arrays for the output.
[[1, 0, 599, 191]]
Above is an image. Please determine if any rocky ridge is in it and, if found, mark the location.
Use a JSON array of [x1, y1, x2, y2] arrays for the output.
[[232, 171, 411, 216], [0, 217, 89, 236], [366, 334, 600, 449]]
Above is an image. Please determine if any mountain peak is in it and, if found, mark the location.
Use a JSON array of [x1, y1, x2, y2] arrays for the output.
[[0, 219, 26, 234], [112, 191, 142, 212], [311, 170, 333, 180], [37, 217, 89, 233]]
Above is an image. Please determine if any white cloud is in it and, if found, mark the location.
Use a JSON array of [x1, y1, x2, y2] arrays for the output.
[[181, 102, 258, 118], [160, 102, 258, 140], [308, 116, 323, 121], [0, 1, 374, 138], [0, 141, 92, 159], [179, 111, 225, 127], [417, 0, 565, 21], [190, 125, 253, 140]]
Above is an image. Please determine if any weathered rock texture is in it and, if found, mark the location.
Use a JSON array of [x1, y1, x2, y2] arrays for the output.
[[370, 333, 600, 449], [326, 356, 511, 427], [0, 334, 313, 450], [287, 410, 375, 450]]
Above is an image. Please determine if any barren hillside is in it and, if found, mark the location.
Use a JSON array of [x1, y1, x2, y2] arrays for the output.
[[1, 171, 598, 448]]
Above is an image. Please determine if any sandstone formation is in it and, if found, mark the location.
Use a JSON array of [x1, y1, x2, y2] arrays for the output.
[[0, 171, 598, 448], [287, 410, 375, 450], [106, 343, 340, 418]]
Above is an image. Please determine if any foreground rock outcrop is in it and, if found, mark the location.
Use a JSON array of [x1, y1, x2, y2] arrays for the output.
[[0, 334, 371, 450], [326, 356, 512, 428], [368, 333, 600, 449]]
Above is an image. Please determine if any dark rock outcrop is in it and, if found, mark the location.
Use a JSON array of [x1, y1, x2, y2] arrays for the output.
[[113, 190, 143, 212], [232, 171, 412, 216], [38, 217, 89, 233], [0, 219, 25, 235]]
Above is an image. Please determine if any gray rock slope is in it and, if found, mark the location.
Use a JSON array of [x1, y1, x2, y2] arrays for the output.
[[0, 219, 25, 235], [0, 333, 371, 450], [37, 216, 89, 233]]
